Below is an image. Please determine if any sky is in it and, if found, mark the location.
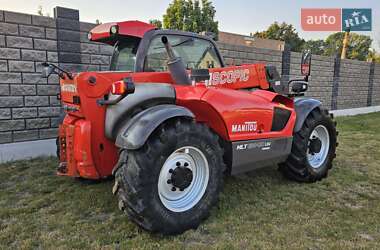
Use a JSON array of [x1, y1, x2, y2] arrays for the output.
[[1, 0, 379, 50]]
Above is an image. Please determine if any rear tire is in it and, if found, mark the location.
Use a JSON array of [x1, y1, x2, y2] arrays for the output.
[[279, 108, 337, 182], [114, 119, 225, 235]]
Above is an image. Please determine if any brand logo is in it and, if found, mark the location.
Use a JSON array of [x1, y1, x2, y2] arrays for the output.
[[301, 8, 371, 31], [209, 69, 250, 86], [301, 8, 341, 31], [61, 84, 77, 93], [236, 141, 272, 151], [342, 9, 371, 31], [231, 121, 257, 133], [236, 144, 248, 150]]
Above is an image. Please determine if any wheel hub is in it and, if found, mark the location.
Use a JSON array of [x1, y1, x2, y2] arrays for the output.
[[158, 146, 210, 212], [170, 165, 193, 191], [307, 125, 330, 169], [309, 137, 322, 154]]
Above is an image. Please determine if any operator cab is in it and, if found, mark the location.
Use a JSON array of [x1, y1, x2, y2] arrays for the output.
[[89, 20, 224, 73], [87, 20, 297, 94]]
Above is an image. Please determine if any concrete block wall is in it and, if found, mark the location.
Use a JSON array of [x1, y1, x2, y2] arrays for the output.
[[0, 6, 379, 145], [373, 64, 380, 106], [54, 7, 113, 73], [287, 52, 335, 108], [338, 59, 371, 109], [0, 7, 113, 144], [218, 42, 282, 70], [0, 10, 59, 143], [307, 55, 335, 109]]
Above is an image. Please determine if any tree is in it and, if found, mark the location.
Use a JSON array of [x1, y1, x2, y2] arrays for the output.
[[374, 54, 380, 63], [37, 5, 50, 17], [254, 22, 304, 52], [149, 19, 163, 29], [163, 0, 218, 37], [367, 48, 380, 63], [324, 32, 372, 60], [200, 0, 218, 36], [302, 39, 326, 55], [37, 5, 43, 16], [95, 19, 102, 25]]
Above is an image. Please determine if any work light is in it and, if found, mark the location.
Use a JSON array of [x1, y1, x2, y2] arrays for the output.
[[110, 25, 118, 34]]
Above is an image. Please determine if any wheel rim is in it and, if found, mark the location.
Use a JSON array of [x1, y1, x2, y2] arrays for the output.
[[307, 125, 330, 169], [158, 146, 209, 212]]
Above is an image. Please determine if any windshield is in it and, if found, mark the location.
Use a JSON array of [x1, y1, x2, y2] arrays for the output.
[[110, 37, 141, 71], [144, 35, 222, 72]]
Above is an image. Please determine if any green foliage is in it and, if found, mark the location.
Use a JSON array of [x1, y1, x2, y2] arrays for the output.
[[374, 55, 380, 63], [95, 19, 102, 25], [302, 39, 326, 55], [37, 5, 43, 16], [37, 5, 50, 17], [302, 32, 373, 60], [255, 22, 304, 52], [324, 32, 372, 60], [367, 49, 380, 63], [163, 0, 218, 37], [149, 19, 163, 29], [256, 22, 373, 61]]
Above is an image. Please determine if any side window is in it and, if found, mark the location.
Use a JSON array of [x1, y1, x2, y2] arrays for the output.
[[144, 35, 222, 72], [110, 38, 140, 71]]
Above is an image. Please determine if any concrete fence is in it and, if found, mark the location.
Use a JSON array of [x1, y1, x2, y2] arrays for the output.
[[0, 7, 112, 144], [0, 6, 379, 145]]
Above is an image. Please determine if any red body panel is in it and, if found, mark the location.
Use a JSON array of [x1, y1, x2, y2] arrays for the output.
[[89, 21, 156, 44], [59, 71, 176, 179], [208, 64, 269, 90], [175, 87, 295, 142], [58, 62, 294, 179]]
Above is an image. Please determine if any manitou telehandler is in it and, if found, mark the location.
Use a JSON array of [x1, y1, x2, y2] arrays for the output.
[[42, 20, 337, 235]]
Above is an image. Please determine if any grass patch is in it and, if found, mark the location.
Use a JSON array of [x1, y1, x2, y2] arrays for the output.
[[1, 113, 380, 249]]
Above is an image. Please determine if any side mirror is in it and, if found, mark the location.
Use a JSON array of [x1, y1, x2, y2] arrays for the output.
[[301, 51, 312, 76], [41, 64, 54, 78]]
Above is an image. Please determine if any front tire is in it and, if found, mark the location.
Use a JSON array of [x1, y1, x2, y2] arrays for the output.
[[279, 108, 337, 182], [114, 119, 225, 235]]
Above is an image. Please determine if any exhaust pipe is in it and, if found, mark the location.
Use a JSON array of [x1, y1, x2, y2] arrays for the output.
[[161, 36, 191, 85]]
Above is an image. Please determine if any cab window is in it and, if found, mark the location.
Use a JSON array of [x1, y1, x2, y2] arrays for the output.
[[144, 35, 222, 72], [110, 37, 140, 71]]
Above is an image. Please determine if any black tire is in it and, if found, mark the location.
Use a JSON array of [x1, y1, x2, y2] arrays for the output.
[[114, 119, 225, 235], [279, 108, 337, 182]]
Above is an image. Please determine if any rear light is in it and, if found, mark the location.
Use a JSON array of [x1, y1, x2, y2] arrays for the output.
[[111, 80, 126, 95], [111, 78, 135, 95]]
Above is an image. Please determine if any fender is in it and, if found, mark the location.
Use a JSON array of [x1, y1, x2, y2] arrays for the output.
[[293, 98, 322, 132], [115, 104, 195, 150], [105, 83, 175, 140]]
